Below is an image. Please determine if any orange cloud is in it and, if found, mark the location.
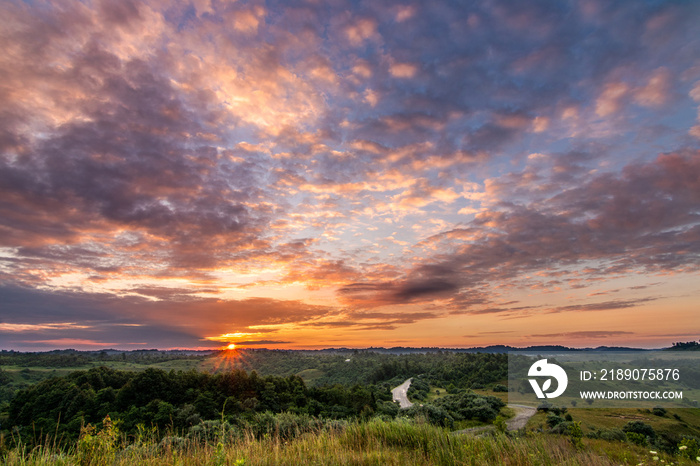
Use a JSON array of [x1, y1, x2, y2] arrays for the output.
[[389, 63, 418, 78], [0, 322, 91, 332]]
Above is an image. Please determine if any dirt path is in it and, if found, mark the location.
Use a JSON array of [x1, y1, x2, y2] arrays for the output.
[[451, 403, 536, 435], [391, 378, 414, 408], [505, 404, 537, 430]]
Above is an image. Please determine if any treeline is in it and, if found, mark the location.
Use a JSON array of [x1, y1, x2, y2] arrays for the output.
[[0, 351, 91, 368], [0, 349, 208, 368], [670, 341, 700, 350], [368, 352, 508, 388], [229, 350, 508, 388], [6, 366, 395, 445], [0, 349, 508, 388]]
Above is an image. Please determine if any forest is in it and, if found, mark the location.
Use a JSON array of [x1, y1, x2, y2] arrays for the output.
[[1, 350, 507, 448]]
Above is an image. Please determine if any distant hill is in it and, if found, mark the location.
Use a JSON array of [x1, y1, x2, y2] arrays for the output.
[[305, 345, 653, 355]]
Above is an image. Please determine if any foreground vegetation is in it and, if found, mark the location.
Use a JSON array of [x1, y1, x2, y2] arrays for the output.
[[3, 416, 700, 465], [2, 348, 700, 464]]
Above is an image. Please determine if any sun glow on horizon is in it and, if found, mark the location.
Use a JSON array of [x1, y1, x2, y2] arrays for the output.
[[209, 345, 246, 372], [206, 332, 256, 342]]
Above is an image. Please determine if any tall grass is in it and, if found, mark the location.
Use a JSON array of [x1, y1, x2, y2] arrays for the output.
[[2, 417, 695, 465]]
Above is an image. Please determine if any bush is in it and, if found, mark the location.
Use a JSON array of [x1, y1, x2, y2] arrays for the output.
[[493, 415, 507, 433], [492, 384, 508, 392], [537, 401, 553, 412], [428, 392, 504, 424], [678, 437, 700, 459], [376, 400, 400, 418], [550, 421, 574, 434], [407, 379, 430, 401], [549, 420, 584, 447], [567, 421, 584, 449], [77, 415, 119, 466], [622, 420, 656, 440], [546, 413, 566, 428], [652, 406, 667, 417], [599, 428, 627, 442], [626, 432, 647, 446], [402, 404, 454, 428]]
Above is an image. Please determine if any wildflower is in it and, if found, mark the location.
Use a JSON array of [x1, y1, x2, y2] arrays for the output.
[[680, 446, 688, 451], [650, 451, 658, 454], [653, 457, 659, 461]]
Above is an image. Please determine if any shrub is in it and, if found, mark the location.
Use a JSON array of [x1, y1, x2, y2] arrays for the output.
[[546, 413, 566, 428], [402, 404, 454, 428], [77, 415, 119, 466], [550, 421, 574, 434], [567, 421, 584, 449], [376, 400, 400, 418], [599, 428, 627, 442], [626, 432, 647, 446], [678, 437, 700, 459], [537, 401, 553, 412], [493, 415, 507, 433], [622, 420, 656, 440]]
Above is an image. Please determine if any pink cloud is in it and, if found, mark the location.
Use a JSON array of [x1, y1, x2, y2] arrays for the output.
[[634, 67, 672, 107]]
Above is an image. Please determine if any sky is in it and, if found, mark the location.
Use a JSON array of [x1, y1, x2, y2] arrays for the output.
[[1, 0, 699, 351]]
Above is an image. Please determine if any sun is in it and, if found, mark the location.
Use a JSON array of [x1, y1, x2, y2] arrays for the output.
[[210, 342, 245, 372]]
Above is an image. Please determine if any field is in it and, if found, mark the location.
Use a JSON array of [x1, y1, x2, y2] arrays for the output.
[[4, 417, 699, 466], [1, 349, 700, 465]]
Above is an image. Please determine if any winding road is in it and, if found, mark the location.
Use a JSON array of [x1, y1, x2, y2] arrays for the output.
[[390, 378, 536, 432], [391, 377, 414, 408]]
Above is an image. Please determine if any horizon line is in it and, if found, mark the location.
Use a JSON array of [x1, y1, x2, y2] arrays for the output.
[[2, 343, 691, 353]]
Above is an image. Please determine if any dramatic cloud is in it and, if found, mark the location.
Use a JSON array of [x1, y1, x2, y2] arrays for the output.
[[1, 0, 699, 350]]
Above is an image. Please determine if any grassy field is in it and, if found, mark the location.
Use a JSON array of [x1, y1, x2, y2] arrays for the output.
[[531, 405, 700, 438], [295, 368, 325, 385], [1, 358, 208, 380], [4, 417, 697, 466], [426, 385, 451, 401]]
